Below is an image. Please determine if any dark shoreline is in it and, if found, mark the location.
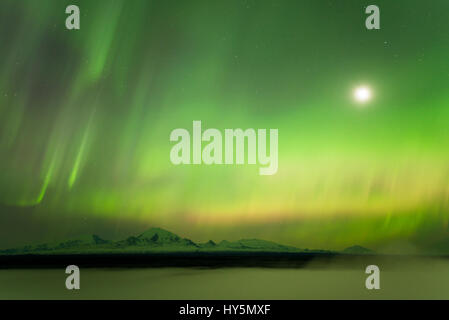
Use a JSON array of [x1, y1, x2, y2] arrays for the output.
[[0, 252, 440, 269]]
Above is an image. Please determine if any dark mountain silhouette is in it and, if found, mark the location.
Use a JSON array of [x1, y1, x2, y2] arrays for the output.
[[0, 227, 372, 255], [342, 245, 376, 255], [217, 239, 299, 251], [199, 240, 217, 248], [115, 228, 198, 248]]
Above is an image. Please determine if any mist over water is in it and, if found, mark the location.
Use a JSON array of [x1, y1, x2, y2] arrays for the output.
[[1, 257, 449, 299]]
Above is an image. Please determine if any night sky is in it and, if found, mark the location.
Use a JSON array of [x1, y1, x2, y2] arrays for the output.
[[0, 0, 448, 252]]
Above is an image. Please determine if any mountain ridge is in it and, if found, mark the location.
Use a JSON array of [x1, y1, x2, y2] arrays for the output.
[[0, 227, 374, 255]]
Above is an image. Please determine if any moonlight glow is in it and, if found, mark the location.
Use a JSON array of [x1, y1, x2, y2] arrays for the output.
[[354, 86, 372, 103], [0, 0, 448, 254]]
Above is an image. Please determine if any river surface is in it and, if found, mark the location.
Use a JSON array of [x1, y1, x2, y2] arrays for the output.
[[1, 257, 449, 299]]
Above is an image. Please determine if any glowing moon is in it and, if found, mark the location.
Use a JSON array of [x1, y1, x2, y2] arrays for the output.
[[354, 86, 372, 103]]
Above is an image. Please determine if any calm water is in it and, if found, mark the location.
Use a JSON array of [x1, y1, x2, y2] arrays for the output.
[[1, 258, 449, 299]]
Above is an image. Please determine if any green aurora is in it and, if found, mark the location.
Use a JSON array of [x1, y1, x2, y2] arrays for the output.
[[0, 0, 449, 253]]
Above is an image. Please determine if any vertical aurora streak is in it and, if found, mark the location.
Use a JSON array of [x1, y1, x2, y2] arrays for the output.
[[0, 0, 449, 252]]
